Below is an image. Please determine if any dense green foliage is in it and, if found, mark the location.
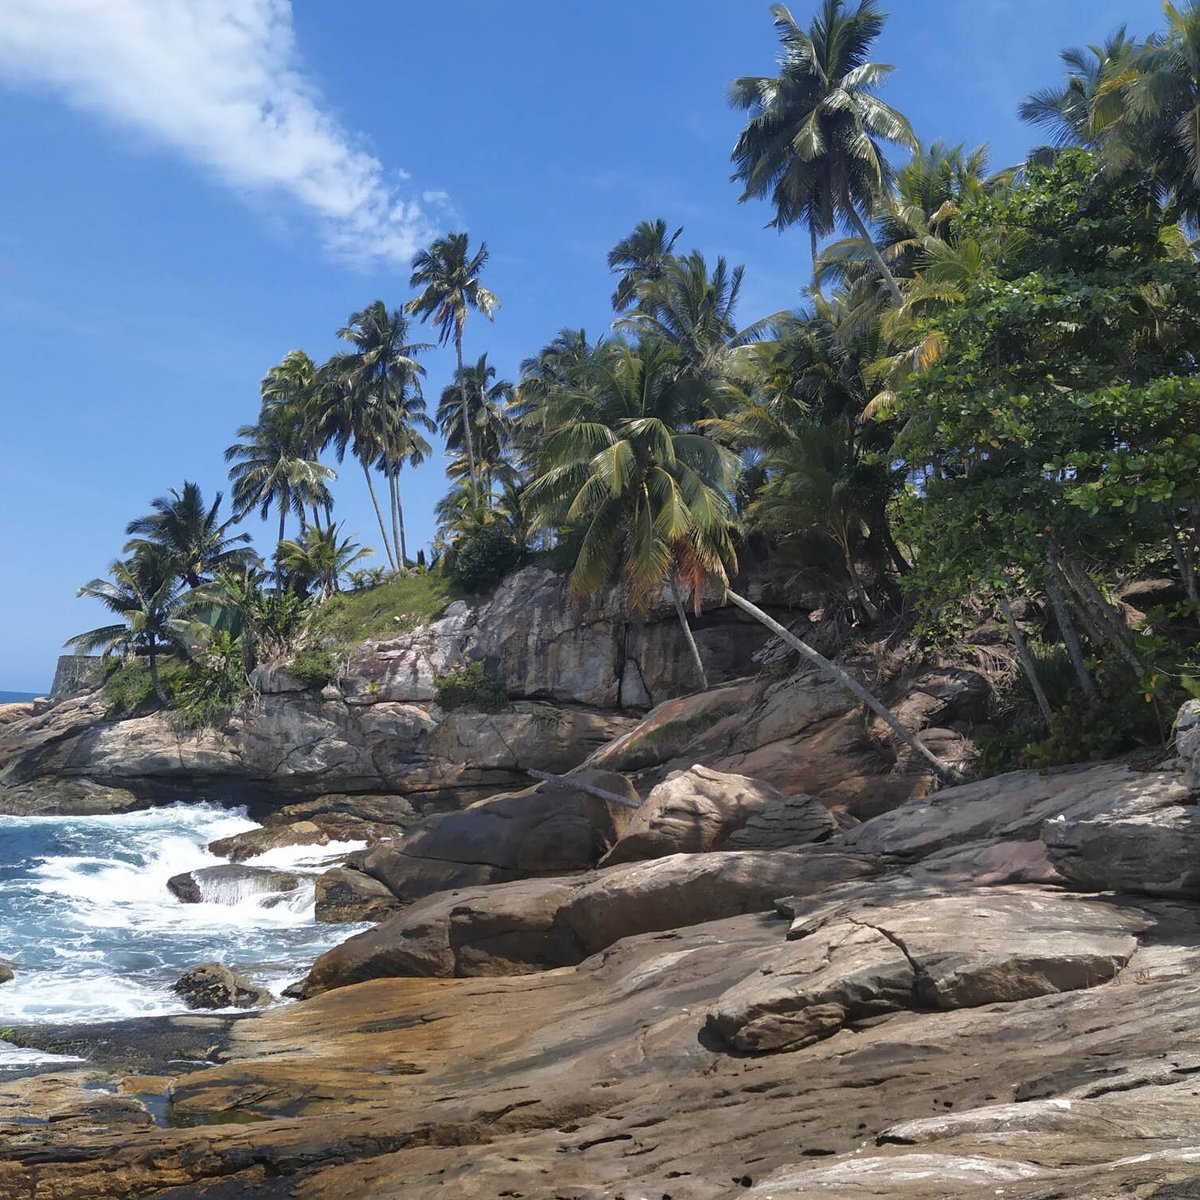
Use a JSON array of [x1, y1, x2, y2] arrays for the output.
[[286, 648, 337, 689], [69, 1, 1200, 774], [434, 661, 509, 713]]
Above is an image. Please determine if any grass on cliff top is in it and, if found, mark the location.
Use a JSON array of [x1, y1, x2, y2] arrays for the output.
[[309, 573, 462, 647]]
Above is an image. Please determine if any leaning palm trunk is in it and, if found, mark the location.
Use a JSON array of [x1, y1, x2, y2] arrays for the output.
[[1044, 555, 1097, 705], [361, 462, 396, 570], [998, 593, 1053, 726], [724, 589, 962, 784], [669, 575, 709, 691], [1060, 559, 1146, 676], [846, 205, 904, 305], [455, 334, 479, 502]]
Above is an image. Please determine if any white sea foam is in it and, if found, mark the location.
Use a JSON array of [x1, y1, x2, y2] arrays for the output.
[[0, 802, 367, 1027]]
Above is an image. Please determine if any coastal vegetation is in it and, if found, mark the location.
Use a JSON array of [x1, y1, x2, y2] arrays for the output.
[[68, 0, 1200, 772]]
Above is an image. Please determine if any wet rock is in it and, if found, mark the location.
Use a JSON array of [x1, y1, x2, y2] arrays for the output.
[[167, 865, 302, 905], [171, 963, 272, 1010], [601, 764, 835, 865], [206, 819, 365, 863], [0, 960, 12, 984], [705, 890, 1143, 1053], [314, 867, 403, 923]]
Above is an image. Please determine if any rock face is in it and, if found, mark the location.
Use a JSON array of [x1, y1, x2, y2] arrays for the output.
[[0, 691, 635, 816], [166, 865, 302, 906], [705, 890, 1143, 1053], [294, 848, 876, 993], [358, 769, 640, 904], [170, 962, 272, 1010], [589, 666, 982, 819], [601, 764, 836, 864], [9, 750, 1200, 1199]]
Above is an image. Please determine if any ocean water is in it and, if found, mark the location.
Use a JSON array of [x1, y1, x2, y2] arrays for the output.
[[0, 691, 42, 704], [0, 803, 367, 1069]]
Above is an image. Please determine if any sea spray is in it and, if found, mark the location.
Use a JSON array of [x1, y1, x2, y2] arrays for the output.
[[0, 803, 368, 1041]]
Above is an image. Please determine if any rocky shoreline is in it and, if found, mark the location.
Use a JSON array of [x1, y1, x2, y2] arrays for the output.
[[5, 571, 1199, 1197]]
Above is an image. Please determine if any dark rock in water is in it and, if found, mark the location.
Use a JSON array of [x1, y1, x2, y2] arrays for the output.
[[0, 960, 13, 984], [314, 867, 402, 923], [172, 963, 272, 1010], [207, 821, 336, 863], [167, 865, 302, 906]]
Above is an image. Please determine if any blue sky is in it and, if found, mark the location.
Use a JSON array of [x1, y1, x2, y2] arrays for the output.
[[0, 0, 1150, 692]]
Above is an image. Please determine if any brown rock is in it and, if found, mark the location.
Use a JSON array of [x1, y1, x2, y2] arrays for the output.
[[166, 865, 302, 905], [293, 848, 874, 995], [314, 867, 403, 923], [358, 769, 640, 905], [171, 962, 272, 1010], [601, 764, 835, 865]]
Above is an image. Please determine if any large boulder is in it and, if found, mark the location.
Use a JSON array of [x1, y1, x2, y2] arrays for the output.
[[1043, 803, 1200, 898], [171, 962, 272, 1010], [0, 960, 12, 985], [314, 867, 403, 923], [292, 848, 876, 995], [843, 761, 1193, 862], [706, 890, 1144, 1053], [167, 865, 302, 906], [358, 769, 640, 904], [600, 764, 836, 865]]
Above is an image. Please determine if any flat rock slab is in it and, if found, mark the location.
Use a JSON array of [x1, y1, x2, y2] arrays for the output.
[[706, 890, 1144, 1053], [293, 848, 875, 995], [844, 763, 1192, 862], [1044, 804, 1200, 898]]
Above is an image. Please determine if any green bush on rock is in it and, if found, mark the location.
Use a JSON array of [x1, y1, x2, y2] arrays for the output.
[[434, 661, 508, 712], [287, 648, 337, 689]]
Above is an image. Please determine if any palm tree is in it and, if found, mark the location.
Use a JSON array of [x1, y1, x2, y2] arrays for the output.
[[68, 546, 192, 706], [326, 302, 433, 569], [526, 340, 739, 689], [730, 0, 917, 301], [407, 233, 500, 501], [607, 218, 684, 312], [125, 481, 257, 588], [1102, 5, 1200, 224], [261, 351, 334, 530], [1019, 30, 1139, 148], [224, 400, 335, 579], [276, 523, 373, 602], [436, 353, 516, 507]]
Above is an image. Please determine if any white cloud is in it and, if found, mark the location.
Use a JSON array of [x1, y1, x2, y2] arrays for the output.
[[0, 0, 435, 266]]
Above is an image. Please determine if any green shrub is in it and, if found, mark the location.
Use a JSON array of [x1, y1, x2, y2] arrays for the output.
[[308, 573, 456, 645], [434, 661, 508, 713], [103, 659, 159, 716], [287, 648, 336, 689], [170, 632, 254, 732], [449, 525, 523, 594]]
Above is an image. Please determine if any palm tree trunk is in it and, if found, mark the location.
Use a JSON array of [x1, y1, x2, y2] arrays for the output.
[[456, 334, 479, 503], [395, 471, 409, 568], [840, 540, 880, 624], [998, 593, 1053, 726], [361, 461, 397, 571], [846, 205, 904, 305], [147, 638, 170, 708], [724, 588, 963, 784], [1044, 558, 1097, 705], [387, 465, 403, 570], [1060, 559, 1146, 676], [669, 575, 709, 691], [276, 506, 286, 589]]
